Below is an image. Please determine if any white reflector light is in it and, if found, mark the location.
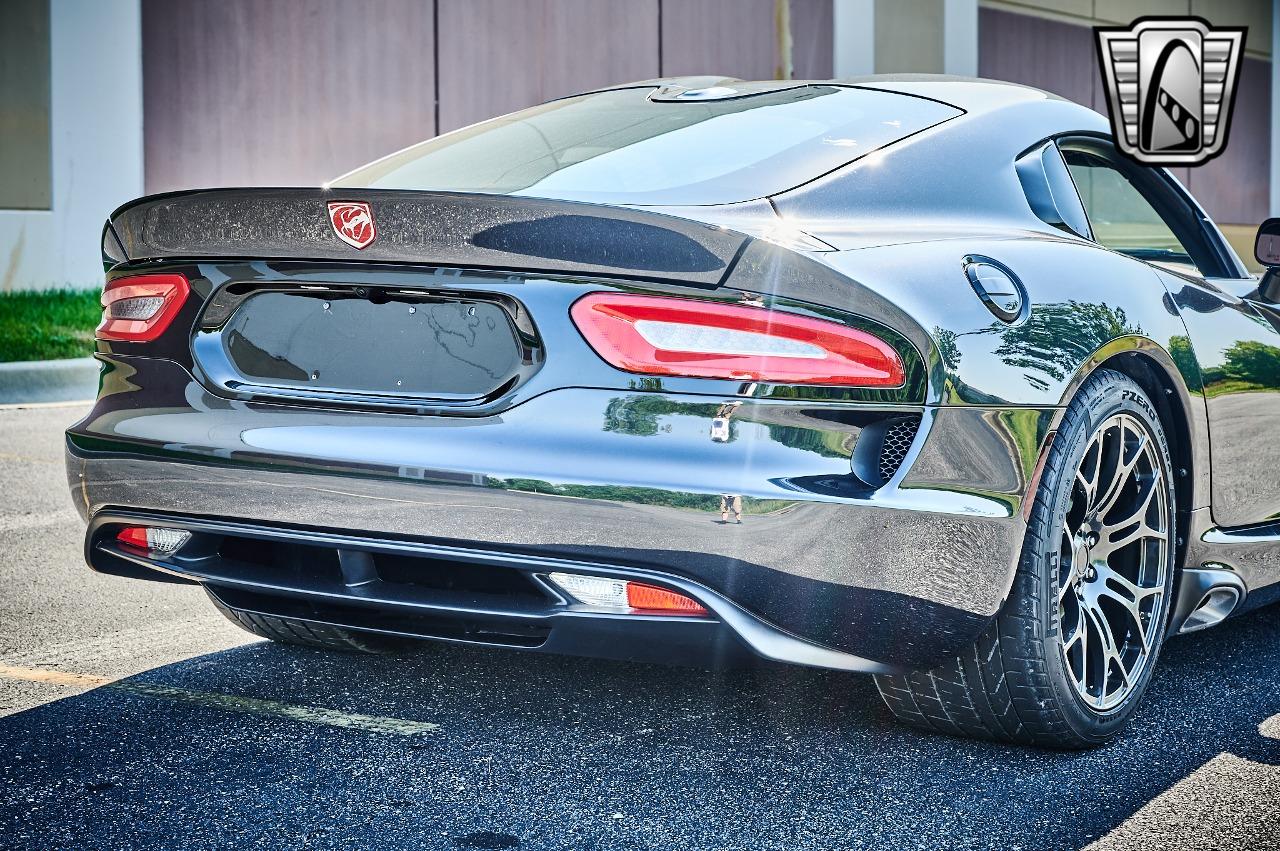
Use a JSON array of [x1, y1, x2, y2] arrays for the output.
[[548, 572, 629, 609], [147, 527, 191, 555], [117, 525, 191, 557], [632, 320, 827, 359], [108, 295, 166, 320], [547, 571, 710, 615]]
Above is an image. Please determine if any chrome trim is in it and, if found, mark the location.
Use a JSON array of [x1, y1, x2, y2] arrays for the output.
[[1169, 565, 1247, 634]]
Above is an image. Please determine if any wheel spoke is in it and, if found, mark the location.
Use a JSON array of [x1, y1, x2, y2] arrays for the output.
[[1097, 569, 1159, 651], [1059, 570, 1077, 604], [1076, 443, 1100, 508], [1085, 599, 1134, 700], [1065, 602, 1090, 688], [1078, 611, 1089, 685], [1080, 601, 1112, 699], [1102, 468, 1162, 539], [1102, 515, 1166, 558], [1095, 430, 1147, 518], [1063, 614, 1085, 652], [1100, 565, 1162, 604], [1058, 522, 1080, 604]]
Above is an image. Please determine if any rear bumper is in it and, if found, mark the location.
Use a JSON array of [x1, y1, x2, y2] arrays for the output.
[[84, 509, 897, 673], [66, 355, 1054, 670]]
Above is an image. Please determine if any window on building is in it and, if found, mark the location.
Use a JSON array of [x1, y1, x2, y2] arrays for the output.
[[0, 0, 51, 210]]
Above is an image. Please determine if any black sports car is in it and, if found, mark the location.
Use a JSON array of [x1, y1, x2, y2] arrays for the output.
[[68, 76, 1280, 748]]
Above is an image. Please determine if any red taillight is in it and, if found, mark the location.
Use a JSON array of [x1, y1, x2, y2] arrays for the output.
[[570, 293, 905, 387], [116, 526, 150, 549], [625, 582, 709, 615], [96, 273, 190, 342]]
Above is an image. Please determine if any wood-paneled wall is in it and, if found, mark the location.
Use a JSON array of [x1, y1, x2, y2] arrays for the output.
[[1189, 56, 1271, 227], [978, 6, 1270, 227], [436, 0, 660, 133], [143, 0, 835, 194], [142, 0, 437, 193], [0, 0, 51, 210]]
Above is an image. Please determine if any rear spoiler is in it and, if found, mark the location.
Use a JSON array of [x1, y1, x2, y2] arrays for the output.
[[101, 187, 930, 368], [103, 188, 750, 288]]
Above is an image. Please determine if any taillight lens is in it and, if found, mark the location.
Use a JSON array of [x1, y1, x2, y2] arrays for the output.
[[547, 572, 709, 616], [116, 525, 191, 557], [625, 582, 709, 614], [570, 293, 905, 387], [96, 273, 190, 342]]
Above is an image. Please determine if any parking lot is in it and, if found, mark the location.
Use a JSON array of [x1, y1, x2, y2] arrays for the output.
[[3, 402, 1280, 850]]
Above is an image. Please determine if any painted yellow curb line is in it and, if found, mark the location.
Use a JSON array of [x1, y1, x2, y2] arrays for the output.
[[0, 663, 439, 736], [0, 664, 106, 688]]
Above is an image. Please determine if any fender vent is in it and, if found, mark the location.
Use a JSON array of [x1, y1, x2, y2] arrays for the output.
[[878, 415, 921, 483]]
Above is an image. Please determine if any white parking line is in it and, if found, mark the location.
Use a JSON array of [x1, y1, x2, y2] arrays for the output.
[[0, 663, 440, 736]]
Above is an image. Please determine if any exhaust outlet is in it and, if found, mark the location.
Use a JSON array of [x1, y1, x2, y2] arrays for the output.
[[1170, 566, 1247, 635]]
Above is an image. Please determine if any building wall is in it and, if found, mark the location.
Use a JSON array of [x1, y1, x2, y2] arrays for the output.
[[0, 0, 1272, 291], [142, 0, 836, 195], [989, 0, 1272, 59], [437, 0, 659, 133], [0, 0, 52, 212], [979, 2, 1272, 259], [142, 0, 438, 193], [875, 0, 946, 73], [0, 0, 143, 292], [792, 0, 836, 78]]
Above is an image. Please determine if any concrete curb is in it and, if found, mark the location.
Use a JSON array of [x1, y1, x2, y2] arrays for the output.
[[0, 358, 100, 405]]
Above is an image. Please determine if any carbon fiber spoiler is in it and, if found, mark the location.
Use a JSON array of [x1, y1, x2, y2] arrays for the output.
[[102, 188, 750, 288], [101, 187, 929, 361]]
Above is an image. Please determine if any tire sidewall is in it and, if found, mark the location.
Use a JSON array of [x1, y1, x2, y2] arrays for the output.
[[1034, 372, 1176, 743]]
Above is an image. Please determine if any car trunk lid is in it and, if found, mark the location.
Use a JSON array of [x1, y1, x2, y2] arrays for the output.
[[105, 187, 748, 287]]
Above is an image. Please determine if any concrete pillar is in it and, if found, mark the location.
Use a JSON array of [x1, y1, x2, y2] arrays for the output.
[[0, 0, 143, 291], [869, 0, 944, 75], [833, 0, 875, 77], [944, 0, 978, 77], [834, 0, 974, 80], [1272, 0, 1280, 216]]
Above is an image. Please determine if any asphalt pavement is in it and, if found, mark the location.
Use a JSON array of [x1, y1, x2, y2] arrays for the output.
[[2, 402, 1279, 850]]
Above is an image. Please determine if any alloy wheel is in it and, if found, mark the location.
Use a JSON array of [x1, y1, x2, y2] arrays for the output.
[[1057, 412, 1170, 712]]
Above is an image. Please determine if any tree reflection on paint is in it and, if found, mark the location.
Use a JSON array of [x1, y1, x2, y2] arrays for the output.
[[1168, 335, 1202, 393], [989, 301, 1142, 392], [1202, 339, 1280, 394]]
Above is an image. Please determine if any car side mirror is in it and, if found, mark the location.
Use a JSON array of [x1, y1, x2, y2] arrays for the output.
[[1256, 219, 1280, 302], [1256, 218, 1280, 267]]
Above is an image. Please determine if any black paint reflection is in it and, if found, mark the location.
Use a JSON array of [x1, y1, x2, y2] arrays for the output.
[[472, 215, 727, 273], [1166, 275, 1280, 527]]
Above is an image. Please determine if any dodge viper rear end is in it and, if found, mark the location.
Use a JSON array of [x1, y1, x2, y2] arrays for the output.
[[69, 77, 1257, 748]]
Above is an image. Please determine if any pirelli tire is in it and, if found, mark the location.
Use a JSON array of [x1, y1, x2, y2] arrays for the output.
[[874, 369, 1177, 748]]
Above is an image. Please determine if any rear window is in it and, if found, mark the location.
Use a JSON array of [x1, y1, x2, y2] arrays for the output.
[[331, 85, 961, 206]]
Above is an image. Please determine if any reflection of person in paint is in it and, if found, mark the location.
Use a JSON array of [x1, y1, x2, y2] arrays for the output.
[[712, 402, 742, 522], [710, 401, 738, 443], [719, 493, 742, 524]]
